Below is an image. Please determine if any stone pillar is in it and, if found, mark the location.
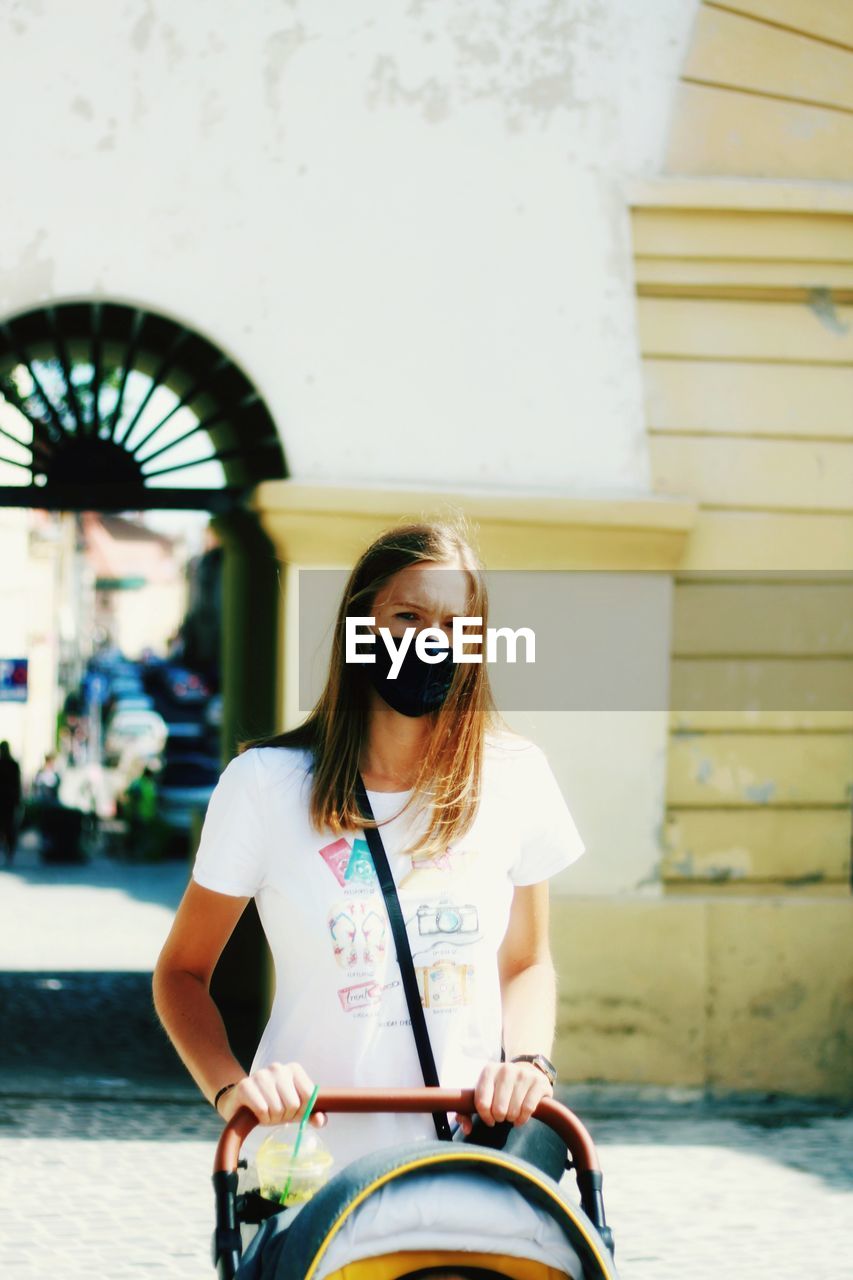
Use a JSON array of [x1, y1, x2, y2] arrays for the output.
[[206, 507, 280, 1066]]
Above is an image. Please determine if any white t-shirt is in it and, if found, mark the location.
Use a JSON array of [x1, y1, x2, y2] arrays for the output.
[[191, 732, 585, 1170]]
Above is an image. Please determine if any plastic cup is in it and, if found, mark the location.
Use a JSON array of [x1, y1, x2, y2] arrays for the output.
[[256, 1128, 334, 1206]]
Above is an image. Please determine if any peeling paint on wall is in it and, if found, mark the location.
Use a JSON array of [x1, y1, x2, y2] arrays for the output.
[[748, 981, 807, 1020], [264, 25, 309, 113], [365, 0, 591, 130], [743, 780, 776, 804], [807, 287, 850, 337], [70, 96, 94, 120], [130, 0, 155, 54]]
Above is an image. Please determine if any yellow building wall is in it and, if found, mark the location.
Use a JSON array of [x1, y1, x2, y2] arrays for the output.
[[630, 192, 853, 899], [667, 0, 853, 181], [552, 895, 853, 1099], [594, 0, 853, 1099]]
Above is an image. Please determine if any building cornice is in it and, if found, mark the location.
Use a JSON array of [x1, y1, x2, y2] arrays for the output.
[[250, 478, 697, 570]]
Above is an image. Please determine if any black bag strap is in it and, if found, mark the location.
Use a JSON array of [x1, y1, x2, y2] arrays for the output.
[[354, 772, 453, 1141]]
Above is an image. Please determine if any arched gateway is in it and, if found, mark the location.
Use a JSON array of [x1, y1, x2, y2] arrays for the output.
[[0, 300, 283, 1053]]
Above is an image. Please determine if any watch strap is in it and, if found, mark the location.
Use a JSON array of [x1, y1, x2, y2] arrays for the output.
[[510, 1053, 557, 1086]]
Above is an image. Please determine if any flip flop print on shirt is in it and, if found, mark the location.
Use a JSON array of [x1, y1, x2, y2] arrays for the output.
[[328, 897, 388, 971]]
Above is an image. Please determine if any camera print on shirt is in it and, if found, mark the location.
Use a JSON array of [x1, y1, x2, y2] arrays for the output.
[[409, 897, 481, 1013]]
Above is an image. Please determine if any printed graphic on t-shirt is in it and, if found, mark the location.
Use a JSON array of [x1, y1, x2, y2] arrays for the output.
[[408, 895, 482, 1013], [416, 901, 479, 939], [338, 978, 401, 1014], [400, 841, 481, 890], [319, 833, 395, 1019], [328, 896, 387, 970], [416, 960, 475, 1009], [318, 835, 378, 888], [318, 837, 352, 887], [344, 836, 377, 885], [319, 830, 486, 1023]]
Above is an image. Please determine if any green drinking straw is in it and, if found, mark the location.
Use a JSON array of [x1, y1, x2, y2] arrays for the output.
[[279, 1084, 320, 1206]]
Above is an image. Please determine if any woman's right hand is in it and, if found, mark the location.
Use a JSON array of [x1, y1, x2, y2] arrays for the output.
[[217, 1061, 327, 1128]]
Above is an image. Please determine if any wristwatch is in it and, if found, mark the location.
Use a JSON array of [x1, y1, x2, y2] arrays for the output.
[[511, 1053, 557, 1087]]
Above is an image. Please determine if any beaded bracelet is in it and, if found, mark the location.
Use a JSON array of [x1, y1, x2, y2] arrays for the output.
[[214, 1081, 238, 1114]]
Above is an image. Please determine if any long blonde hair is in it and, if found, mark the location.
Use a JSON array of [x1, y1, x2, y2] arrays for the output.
[[240, 515, 507, 859]]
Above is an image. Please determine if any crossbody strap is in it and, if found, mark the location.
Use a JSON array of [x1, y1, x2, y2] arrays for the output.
[[354, 773, 453, 1141]]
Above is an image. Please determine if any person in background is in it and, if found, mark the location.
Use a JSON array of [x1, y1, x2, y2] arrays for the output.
[[30, 753, 65, 863], [32, 753, 61, 805], [0, 741, 22, 867], [124, 764, 159, 859]]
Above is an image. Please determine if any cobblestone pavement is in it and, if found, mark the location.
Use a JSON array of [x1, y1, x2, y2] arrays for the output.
[[0, 1089, 850, 1280]]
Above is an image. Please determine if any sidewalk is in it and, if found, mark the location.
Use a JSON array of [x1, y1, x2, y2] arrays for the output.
[[0, 835, 188, 972], [1, 1084, 850, 1280]]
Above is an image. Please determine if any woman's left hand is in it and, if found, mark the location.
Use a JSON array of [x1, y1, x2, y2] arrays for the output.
[[454, 1059, 554, 1136]]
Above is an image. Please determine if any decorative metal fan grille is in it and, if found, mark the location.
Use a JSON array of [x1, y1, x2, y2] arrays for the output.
[[0, 302, 286, 510]]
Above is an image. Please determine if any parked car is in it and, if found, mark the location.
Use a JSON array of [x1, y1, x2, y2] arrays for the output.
[[161, 718, 206, 742], [204, 693, 223, 730], [104, 707, 168, 767], [141, 662, 211, 742], [156, 754, 221, 833], [143, 662, 211, 707], [111, 693, 155, 714], [88, 650, 135, 677], [107, 675, 146, 698], [200, 692, 223, 754]]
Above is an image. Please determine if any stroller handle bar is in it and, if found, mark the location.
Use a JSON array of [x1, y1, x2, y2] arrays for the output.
[[213, 1087, 601, 1174]]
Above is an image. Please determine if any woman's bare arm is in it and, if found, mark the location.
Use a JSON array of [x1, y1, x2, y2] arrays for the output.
[[497, 879, 558, 1060], [455, 881, 557, 1131], [152, 881, 326, 1126], [152, 879, 251, 1105]]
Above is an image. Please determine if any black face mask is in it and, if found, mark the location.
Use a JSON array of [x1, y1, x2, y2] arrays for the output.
[[366, 639, 455, 718]]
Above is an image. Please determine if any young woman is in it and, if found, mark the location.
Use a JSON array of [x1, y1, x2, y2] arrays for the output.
[[153, 518, 585, 1180]]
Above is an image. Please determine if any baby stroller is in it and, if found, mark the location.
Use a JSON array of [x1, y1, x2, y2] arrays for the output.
[[212, 1086, 619, 1279]]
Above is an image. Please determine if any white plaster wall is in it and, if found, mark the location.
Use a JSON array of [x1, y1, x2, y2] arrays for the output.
[[0, 0, 698, 495], [503, 709, 672, 896], [110, 580, 186, 659], [0, 511, 63, 780]]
